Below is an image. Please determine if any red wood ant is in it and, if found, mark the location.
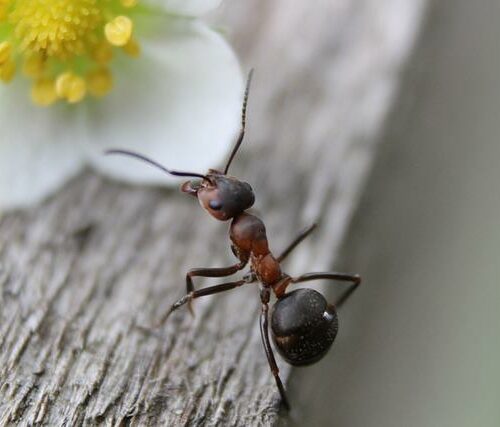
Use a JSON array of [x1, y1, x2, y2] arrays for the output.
[[106, 71, 361, 410]]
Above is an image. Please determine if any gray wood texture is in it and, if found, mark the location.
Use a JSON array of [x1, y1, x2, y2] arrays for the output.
[[0, 1, 427, 425]]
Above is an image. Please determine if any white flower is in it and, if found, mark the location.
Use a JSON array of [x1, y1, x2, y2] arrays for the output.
[[0, 0, 243, 210]]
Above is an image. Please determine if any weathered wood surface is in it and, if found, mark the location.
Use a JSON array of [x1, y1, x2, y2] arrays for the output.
[[0, 1, 427, 425]]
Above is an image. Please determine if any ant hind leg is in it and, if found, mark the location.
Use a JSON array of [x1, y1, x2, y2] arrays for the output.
[[259, 288, 291, 410], [277, 223, 317, 262]]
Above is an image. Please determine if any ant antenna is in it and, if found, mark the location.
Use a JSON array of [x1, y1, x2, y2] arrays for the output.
[[223, 69, 254, 175], [105, 149, 210, 180]]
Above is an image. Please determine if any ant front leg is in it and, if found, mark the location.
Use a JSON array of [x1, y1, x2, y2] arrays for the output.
[[158, 278, 249, 325], [186, 261, 247, 293], [259, 287, 290, 410], [185, 260, 247, 314], [144, 261, 249, 329], [291, 272, 361, 309]]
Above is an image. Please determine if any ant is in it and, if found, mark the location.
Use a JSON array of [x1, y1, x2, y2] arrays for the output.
[[106, 70, 361, 410]]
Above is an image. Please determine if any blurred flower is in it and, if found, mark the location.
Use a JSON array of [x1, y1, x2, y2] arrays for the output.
[[0, 0, 243, 210]]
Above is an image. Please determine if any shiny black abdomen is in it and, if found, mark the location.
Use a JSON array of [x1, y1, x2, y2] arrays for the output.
[[271, 288, 338, 366]]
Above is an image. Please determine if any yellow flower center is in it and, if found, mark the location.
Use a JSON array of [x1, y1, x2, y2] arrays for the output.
[[11, 0, 102, 58], [0, 0, 140, 106]]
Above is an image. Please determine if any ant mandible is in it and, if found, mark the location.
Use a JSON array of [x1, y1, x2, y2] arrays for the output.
[[106, 70, 361, 410]]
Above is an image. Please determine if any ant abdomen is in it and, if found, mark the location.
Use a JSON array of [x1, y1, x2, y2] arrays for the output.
[[271, 288, 338, 366]]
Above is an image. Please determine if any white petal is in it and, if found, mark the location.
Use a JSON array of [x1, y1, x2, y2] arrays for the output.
[[0, 80, 86, 210], [86, 19, 243, 185], [144, 0, 222, 16]]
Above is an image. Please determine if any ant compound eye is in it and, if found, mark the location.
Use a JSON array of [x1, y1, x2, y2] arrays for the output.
[[209, 199, 223, 211]]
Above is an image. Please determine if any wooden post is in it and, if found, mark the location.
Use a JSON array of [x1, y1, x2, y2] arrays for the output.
[[0, 1, 428, 425]]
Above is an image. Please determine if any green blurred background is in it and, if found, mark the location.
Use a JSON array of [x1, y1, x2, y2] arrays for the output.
[[285, 0, 500, 426]]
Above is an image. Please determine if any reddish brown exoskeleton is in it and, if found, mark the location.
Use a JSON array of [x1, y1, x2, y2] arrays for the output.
[[106, 71, 361, 409]]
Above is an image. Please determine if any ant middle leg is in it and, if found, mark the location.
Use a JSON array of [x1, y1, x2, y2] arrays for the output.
[[291, 272, 361, 309], [277, 223, 317, 262]]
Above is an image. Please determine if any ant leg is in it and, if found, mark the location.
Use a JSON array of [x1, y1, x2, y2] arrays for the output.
[[334, 282, 360, 309], [259, 287, 290, 410], [158, 279, 248, 325], [291, 272, 361, 308], [277, 223, 317, 262], [185, 262, 248, 312], [186, 261, 247, 294], [291, 272, 361, 286]]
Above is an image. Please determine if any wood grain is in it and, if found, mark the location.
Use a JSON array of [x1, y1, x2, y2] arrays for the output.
[[0, 1, 427, 425]]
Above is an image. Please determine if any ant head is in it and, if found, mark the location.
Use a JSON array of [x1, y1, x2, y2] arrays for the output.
[[181, 171, 255, 221], [106, 70, 255, 221]]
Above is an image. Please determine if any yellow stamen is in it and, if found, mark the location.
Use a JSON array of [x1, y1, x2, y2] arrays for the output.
[[10, 0, 102, 59], [55, 72, 74, 98], [123, 38, 141, 57], [23, 54, 46, 78], [55, 72, 87, 103], [121, 0, 137, 8], [87, 68, 113, 97], [0, 41, 11, 64], [91, 41, 113, 64], [105, 16, 133, 47], [66, 75, 87, 103], [31, 78, 57, 106], [0, 0, 8, 21], [0, 60, 15, 82]]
